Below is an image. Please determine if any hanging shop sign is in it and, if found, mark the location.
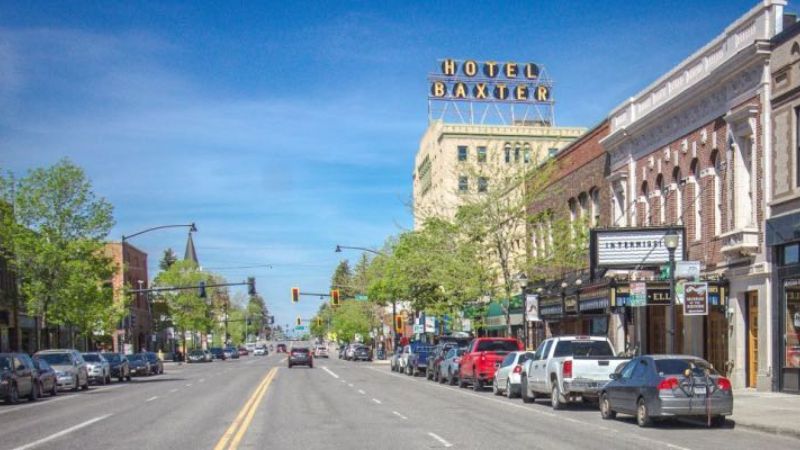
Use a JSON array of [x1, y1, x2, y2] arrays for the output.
[[525, 294, 540, 322], [683, 282, 709, 316], [424, 316, 437, 333], [428, 59, 552, 103], [675, 261, 701, 280], [564, 295, 578, 314], [539, 296, 563, 317], [579, 287, 611, 312], [629, 282, 647, 307], [590, 227, 685, 269]]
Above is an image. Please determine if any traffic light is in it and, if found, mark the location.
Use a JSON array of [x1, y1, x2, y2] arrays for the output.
[[395, 316, 403, 332], [247, 277, 256, 296], [198, 281, 207, 298], [331, 289, 340, 307], [296, 315, 302, 326], [291, 287, 300, 303]]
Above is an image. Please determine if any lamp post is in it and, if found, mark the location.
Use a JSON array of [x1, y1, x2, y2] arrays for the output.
[[664, 229, 680, 354], [515, 273, 529, 349], [121, 222, 197, 353], [335, 244, 397, 352]]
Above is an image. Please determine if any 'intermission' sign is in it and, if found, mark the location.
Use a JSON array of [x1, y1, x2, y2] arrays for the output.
[[591, 227, 685, 268]]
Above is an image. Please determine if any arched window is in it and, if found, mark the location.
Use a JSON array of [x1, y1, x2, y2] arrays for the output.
[[672, 166, 682, 225], [504, 144, 512, 164], [568, 198, 578, 223], [523, 144, 531, 163], [640, 181, 650, 226], [578, 192, 589, 220], [710, 150, 722, 235], [589, 187, 600, 227], [514, 144, 521, 163], [655, 174, 665, 224], [690, 158, 701, 240]]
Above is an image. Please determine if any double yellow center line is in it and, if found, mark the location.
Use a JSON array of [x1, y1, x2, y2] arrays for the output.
[[214, 367, 278, 450]]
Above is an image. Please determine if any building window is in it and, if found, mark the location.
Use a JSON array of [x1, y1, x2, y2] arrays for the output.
[[640, 181, 650, 226], [783, 276, 800, 369], [478, 177, 488, 193], [548, 147, 559, 158], [523, 145, 531, 163], [590, 187, 600, 227], [672, 166, 682, 225], [504, 144, 511, 163], [477, 146, 487, 163], [796, 107, 800, 187], [710, 150, 722, 236], [691, 159, 701, 241], [458, 146, 468, 162], [731, 133, 754, 229], [655, 174, 665, 224], [514, 145, 521, 163], [782, 243, 800, 265], [458, 176, 468, 192], [568, 198, 577, 223]]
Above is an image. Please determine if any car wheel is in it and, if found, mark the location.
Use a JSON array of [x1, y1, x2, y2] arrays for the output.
[[126, 373, 132, 382], [458, 373, 467, 389], [72, 375, 79, 392], [99, 375, 106, 385], [82, 376, 89, 391], [636, 398, 652, 427], [107, 374, 112, 384], [8, 383, 19, 404], [506, 380, 517, 399], [521, 376, 534, 404], [600, 393, 616, 420], [551, 384, 564, 410], [28, 382, 39, 402], [710, 415, 726, 428], [473, 377, 482, 392], [50, 381, 58, 396], [449, 370, 457, 386], [119, 375, 124, 383]]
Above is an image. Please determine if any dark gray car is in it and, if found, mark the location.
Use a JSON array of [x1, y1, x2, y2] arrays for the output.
[[599, 355, 733, 427], [288, 347, 313, 368]]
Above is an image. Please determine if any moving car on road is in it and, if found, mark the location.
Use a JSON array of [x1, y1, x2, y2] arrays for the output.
[[520, 336, 629, 409], [187, 350, 208, 363], [288, 347, 313, 368], [82, 352, 112, 385], [315, 346, 329, 358], [254, 346, 267, 356], [238, 347, 248, 356], [35, 349, 89, 392], [493, 351, 534, 398], [127, 353, 151, 376], [102, 352, 131, 382], [599, 355, 733, 427], [225, 347, 240, 359], [32, 357, 58, 396], [0, 352, 39, 403], [458, 338, 523, 391]]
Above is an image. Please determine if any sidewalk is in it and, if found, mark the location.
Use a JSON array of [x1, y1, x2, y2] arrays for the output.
[[731, 389, 800, 439]]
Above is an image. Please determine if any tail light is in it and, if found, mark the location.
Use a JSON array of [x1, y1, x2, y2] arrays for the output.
[[513, 364, 522, 374], [562, 360, 572, 379], [657, 377, 679, 390], [480, 351, 486, 361], [717, 377, 732, 391]]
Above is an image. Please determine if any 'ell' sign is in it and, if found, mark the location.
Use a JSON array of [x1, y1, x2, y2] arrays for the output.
[[683, 282, 708, 316]]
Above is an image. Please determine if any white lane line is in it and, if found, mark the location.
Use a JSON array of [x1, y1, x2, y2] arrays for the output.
[[348, 383, 354, 388], [371, 398, 382, 404], [321, 366, 339, 379], [145, 396, 159, 402], [185, 383, 193, 387], [12, 414, 112, 450], [169, 388, 178, 393], [199, 378, 205, 383], [392, 411, 408, 420], [427, 432, 453, 448], [357, 389, 365, 395], [340, 380, 346, 384]]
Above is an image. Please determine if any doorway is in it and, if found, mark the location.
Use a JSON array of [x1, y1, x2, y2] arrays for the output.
[[747, 291, 759, 388]]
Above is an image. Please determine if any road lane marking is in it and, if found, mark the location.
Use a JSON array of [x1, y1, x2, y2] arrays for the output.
[[145, 396, 159, 402], [227, 368, 278, 450], [213, 367, 278, 450], [348, 383, 354, 388], [185, 383, 193, 387], [340, 380, 346, 383], [12, 414, 112, 450], [169, 388, 179, 393], [357, 389, 365, 395], [392, 411, 408, 420], [371, 398, 382, 404], [427, 432, 453, 448], [321, 366, 339, 379], [0, 385, 123, 416], [199, 378, 206, 383]]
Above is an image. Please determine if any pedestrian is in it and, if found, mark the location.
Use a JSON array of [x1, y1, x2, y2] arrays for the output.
[[157, 348, 164, 361]]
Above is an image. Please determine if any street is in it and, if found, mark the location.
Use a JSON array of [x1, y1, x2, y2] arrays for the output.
[[2, 352, 798, 450]]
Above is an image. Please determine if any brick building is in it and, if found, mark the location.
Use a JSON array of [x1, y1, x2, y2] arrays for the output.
[[105, 242, 151, 353]]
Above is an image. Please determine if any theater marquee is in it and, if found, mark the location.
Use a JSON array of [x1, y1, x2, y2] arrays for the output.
[[428, 59, 552, 103], [590, 227, 686, 269]]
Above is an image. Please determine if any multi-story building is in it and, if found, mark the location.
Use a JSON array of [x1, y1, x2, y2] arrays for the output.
[[768, 17, 800, 393], [412, 120, 586, 227], [105, 242, 151, 353], [601, 0, 787, 389]]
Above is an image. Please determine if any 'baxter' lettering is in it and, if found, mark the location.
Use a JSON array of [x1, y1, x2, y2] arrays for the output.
[[494, 83, 509, 100], [431, 81, 446, 97], [536, 85, 550, 101], [473, 83, 488, 99], [453, 82, 468, 98], [514, 84, 528, 100]]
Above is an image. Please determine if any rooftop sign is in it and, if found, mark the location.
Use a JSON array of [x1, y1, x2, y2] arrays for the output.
[[428, 59, 552, 103]]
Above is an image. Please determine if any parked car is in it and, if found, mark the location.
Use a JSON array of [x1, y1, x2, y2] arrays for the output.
[[353, 345, 372, 362], [31, 357, 58, 396], [390, 348, 403, 371], [203, 349, 213, 362], [406, 341, 436, 376], [458, 338, 523, 391], [599, 355, 733, 427], [288, 347, 313, 368], [210, 347, 228, 361], [253, 346, 267, 356], [520, 336, 629, 408], [344, 344, 358, 361], [396, 345, 412, 373], [426, 341, 463, 382], [225, 347, 240, 359], [127, 353, 151, 376], [493, 351, 535, 398], [101, 353, 131, 382], [82, 353, 112, 385], [315, 346, 329, 358], [187, 350, 208, 363], [0, 352, 39, 403], [144, 352, 164, 375], [438, 347, 466, 385], [238, 347, 248, 356], [35, 349, 89, 392]]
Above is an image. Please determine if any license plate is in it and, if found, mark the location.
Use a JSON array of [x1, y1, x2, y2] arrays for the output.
[[694, 386, 707, 395]]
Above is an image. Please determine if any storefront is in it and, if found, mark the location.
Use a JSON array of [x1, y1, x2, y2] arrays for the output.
[[482, 301, 524, 339], [767, 212, 800, 393]]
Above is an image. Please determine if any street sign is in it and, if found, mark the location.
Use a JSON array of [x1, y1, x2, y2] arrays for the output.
[[424, 316, 436, 333], [413, 324, 423, 334], [675, 261, 701, 280], [683, 282, 709, 316], [629, 282, 647, 307], [294, 325, 308, 332]]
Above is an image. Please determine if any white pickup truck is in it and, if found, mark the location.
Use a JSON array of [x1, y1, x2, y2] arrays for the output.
[[519, 336, 629, 409]]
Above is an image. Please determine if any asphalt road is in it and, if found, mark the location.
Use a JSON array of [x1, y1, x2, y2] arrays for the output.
[[1, 351, 798, 450]]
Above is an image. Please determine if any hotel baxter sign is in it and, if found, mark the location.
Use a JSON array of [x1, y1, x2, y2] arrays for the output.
[[428, 59, 552, 103], [591, 227, 685, 270]]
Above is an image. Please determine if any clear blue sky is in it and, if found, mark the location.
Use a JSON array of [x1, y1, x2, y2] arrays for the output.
[[0, 0, 776, 330]]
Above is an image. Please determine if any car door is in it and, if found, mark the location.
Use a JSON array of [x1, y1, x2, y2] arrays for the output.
[[610, 358, 639, 413], [13, 356, 32, 396], [627, 357, 652, 408], [459, 341, 475, 379], [495, 352, 515, 387], [531, 339, 553, 392]]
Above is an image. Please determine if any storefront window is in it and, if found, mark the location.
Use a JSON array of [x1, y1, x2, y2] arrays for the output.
[[783, 243, 799, 265], [785, 279, 800, 369]]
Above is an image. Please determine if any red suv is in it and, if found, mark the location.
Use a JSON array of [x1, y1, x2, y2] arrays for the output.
[[458, 338, 523, 391]]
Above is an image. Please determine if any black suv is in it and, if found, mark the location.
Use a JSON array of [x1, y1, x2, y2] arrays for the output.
[[288, 348, 313, 368], [0, 353, 39, 403]]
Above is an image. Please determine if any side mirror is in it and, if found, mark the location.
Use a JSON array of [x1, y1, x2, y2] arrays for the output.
[[609, 373, 620, 380]]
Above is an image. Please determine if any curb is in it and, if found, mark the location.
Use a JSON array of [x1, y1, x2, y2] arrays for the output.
[[732, 419, 800, 440]]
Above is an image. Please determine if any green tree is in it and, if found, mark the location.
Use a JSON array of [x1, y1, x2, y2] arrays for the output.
[[0, 159, 117, 349], [331, 300, 371, 343], [331, 260, 354, 298], [159, 248, 178, 271]]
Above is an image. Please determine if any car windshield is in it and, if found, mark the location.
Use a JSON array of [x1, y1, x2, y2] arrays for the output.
[[128, 354, 144, 362], [292, 348, 309, 353], [655, 359, 718, 376], [475, 340, 518, 352], [38, 353, 72, 365], [552, 340, 614, 357], [0, 356, 11, 371], [83, 354, 101, 362], [190, 351, 204, 356], [102, 353, 121, 362]]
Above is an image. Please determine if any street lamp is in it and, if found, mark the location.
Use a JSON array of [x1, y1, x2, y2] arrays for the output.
[[515, 273, 529, 349], [335, 244, 397, 353], [664, 229, 680, 354]]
